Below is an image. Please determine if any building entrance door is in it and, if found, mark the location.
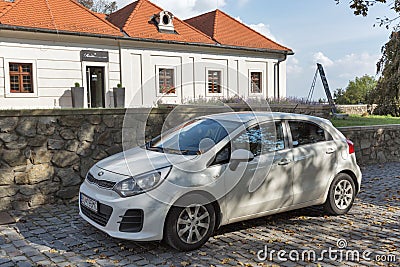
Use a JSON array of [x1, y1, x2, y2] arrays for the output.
[[86, 66, 105, 108]]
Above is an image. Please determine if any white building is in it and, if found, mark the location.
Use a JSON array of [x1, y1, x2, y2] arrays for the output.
[[0, 0, 293, 109]]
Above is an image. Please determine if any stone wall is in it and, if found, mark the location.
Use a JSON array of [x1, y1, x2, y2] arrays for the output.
[[338, 124, 400, 165], [0, 109, 123, 211], [269, 104, 330, 118], [0, 106, 257, 211], [0, 107, 398, 212], [166, 104, 331, 118], [337, 104, 377, 115]]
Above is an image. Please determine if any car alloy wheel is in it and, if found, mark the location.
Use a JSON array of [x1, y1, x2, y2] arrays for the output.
[[333, 179, 354, 210], [176, 205, 210, 244], [324, 173, 356, 215], [164, 194, 216, 251]]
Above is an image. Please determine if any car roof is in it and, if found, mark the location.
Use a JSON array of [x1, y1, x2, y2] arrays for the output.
[[203, 111, 332, 125]]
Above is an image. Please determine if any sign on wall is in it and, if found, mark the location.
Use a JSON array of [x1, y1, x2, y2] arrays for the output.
[[80, 50, 109, 62]]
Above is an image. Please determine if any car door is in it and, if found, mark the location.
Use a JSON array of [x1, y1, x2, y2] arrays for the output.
[[222, 120, 294, 221], [287, 120, 337, 205]]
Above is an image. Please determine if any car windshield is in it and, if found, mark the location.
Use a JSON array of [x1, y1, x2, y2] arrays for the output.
[[147, 118, 241, 155]]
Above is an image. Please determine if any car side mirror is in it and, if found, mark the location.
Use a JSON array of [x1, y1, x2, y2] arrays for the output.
[[229, 149, 254, 171]]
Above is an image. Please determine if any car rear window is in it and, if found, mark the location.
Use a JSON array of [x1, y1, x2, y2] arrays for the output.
[[288, 121, 327, 147]]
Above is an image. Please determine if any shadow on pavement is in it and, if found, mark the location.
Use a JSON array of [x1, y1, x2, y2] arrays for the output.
[[0, 162, 398, 266]]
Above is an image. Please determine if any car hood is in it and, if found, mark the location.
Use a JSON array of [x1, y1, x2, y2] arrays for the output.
[[96, 146, 197, 177]]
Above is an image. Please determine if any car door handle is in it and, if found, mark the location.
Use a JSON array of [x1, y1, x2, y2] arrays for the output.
[[278, 158, 291, 165], [326, 148, 336, 154]]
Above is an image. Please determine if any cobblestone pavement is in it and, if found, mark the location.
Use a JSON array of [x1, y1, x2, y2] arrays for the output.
[[1, 163, 399, 267]]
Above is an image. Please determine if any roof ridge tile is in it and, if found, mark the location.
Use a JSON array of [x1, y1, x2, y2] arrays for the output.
[[213, 9, 220, 40], [0, 0, 21, 18], [184, 10, 218, 43], [44, 0, 58, 31], [123, 0, 143, 31]]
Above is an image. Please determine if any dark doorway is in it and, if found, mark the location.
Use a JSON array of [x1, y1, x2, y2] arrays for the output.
[[86, 66, 105, 108]]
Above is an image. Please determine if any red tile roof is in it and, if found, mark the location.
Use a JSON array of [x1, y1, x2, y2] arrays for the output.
[[0, 0, 14, 16], [108, 0, 214, 44], [0, 0, 123, 36], [0, 0, 292, 53], [185, 9, 292, 52], [107, 1, 138, 30]]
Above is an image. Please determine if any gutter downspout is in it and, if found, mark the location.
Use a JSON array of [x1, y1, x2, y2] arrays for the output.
[[274, 54, 287, 101], [118, 39, 122, 83]]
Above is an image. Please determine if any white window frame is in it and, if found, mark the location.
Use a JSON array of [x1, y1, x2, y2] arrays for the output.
[[4, 59, 38, 98], [205, 68, 224, 97], [248, 69, 264, 96], [156, 65, 177, 97]]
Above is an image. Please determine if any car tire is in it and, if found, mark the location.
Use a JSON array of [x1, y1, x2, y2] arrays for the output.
[[164, 196, 216, 251], [324, 173, 356, 215]]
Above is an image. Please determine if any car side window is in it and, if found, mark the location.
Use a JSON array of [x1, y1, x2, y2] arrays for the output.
[[288, 121, 326, 147], [232, 121, 285, 157], [258, 121, 285, 153], [233, 124, 261, 156]]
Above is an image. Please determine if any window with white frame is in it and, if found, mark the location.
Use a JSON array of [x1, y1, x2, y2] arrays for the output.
[[158, 68, 175, 94], [9, 63, 34, 93], [250, 71, 262, 94], [207, 70, 222, 94]]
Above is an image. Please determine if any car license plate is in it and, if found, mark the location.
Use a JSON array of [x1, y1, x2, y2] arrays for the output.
[[80, 193, 98, 213]]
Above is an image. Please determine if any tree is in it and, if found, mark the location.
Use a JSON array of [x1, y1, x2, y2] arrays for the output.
[[334, 88, 348, 104], [335, 0, 400, 28], [334, 75, 377, 104], [78, 0, 117, 14], [336, 0, 400, 115], [78, 0, 93, 9], [370, 32, 400, 116]]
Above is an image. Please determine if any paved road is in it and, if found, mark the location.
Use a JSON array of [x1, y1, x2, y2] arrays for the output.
[[1, 163, 399, 267]]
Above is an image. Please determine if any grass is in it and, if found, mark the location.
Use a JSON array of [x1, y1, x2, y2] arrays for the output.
[[331, 114, 400, 127]]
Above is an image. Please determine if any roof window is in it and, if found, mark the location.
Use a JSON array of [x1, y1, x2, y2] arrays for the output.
[[152, 11, 175, 34]]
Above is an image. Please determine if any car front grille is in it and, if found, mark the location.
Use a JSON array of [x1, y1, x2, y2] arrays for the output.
[[81, 203, 113, 227], [86, 173, 116, 190], [118, 209, 144, 233]]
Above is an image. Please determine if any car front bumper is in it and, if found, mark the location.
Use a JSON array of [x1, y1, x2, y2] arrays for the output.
[[79, 180, 170, 242]]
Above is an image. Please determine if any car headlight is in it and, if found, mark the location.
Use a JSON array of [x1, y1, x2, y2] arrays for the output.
[[113, 166, 171, 197]]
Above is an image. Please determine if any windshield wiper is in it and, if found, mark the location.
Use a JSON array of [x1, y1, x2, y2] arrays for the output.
[[162, 148, 201, 155], [162, 148, 189, 155], [146, 144, 198, 155], [148, 146, 164, 152]]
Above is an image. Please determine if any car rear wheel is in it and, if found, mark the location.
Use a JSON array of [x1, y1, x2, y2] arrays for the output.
[[164, 201, 215, 251], [324, 173, 356, 215]]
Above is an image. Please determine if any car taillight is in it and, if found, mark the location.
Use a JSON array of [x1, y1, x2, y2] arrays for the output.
[[346, 139, 355, 154]]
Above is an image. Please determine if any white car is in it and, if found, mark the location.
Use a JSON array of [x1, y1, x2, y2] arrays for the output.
[[79, 112, 362, 251]]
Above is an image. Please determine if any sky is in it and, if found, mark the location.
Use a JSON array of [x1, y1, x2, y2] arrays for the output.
[[115, 0, 394, 100]]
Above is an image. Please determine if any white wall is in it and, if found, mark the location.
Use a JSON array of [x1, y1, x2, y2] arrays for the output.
[[0, 31, 288, 109], [120, 44, 287, 107], [0, 32, 120, 109]]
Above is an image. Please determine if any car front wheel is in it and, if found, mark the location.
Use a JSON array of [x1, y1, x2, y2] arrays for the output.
[[164, 201, 216, 251], [324, 173, 356, 215]]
